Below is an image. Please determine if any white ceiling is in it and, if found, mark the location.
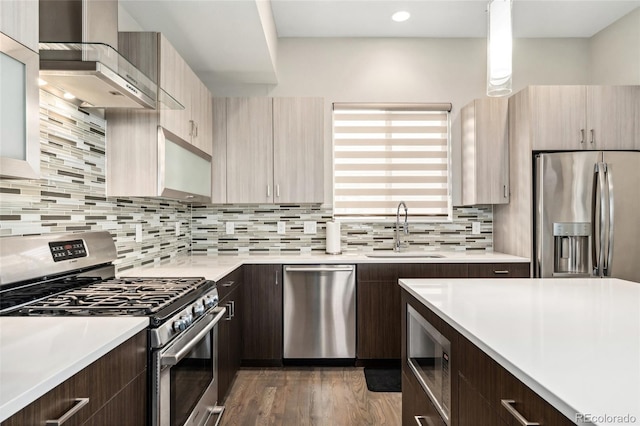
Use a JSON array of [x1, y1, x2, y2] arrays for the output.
[[119, 0, 640, 87]]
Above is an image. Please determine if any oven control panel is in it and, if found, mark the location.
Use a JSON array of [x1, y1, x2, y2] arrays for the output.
[[49, 239, 88, 262]]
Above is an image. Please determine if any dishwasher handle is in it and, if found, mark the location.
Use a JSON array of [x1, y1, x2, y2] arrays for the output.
[[284, 265, 354, 273]]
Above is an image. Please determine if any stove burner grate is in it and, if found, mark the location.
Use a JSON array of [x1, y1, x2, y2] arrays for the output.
[[5, 277, 208, 316]]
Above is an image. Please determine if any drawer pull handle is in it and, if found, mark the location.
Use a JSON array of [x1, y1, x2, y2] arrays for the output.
[[501, 399, 540, 426], [222, 281, 234, 287], [414, 415, 432, 426], [493, 270, 510, 274], [46, 397, 90, 425]]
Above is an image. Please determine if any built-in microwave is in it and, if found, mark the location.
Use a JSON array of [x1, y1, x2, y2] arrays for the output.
[[407, 305, 452, 425]]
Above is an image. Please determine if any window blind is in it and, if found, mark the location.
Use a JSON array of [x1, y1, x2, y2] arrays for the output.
[[333, 103, 451, 218]]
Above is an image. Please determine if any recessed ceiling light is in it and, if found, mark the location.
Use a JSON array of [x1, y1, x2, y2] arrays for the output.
[[63, 92, 76, 100], [392, 11, 411, 22], [37, 78, 48, 87]]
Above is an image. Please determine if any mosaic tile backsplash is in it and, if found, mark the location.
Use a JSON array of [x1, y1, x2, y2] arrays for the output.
[[0, 92, 191, 272], [1, 92, 493, 265], [191, 204, 493, 255]]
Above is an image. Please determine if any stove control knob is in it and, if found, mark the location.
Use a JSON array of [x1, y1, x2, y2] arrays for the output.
[[192, 303, 205, 317], [182, 314, 193, 326], [172, 319, 187, 332], [203, 296, 215, 309]]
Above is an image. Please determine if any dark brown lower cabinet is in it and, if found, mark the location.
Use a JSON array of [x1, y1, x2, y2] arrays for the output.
[[458, 373, 502, 426], [467, 263, 530, 278], [357, 279, 402, 359], [402, 369, 446, 426], [218, 276, 242, 403], [1, 331, 147, 426], [241, 264, 282, 365], [357, 263, 528, 361]]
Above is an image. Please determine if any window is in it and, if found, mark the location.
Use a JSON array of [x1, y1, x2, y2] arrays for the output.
[[333, 103, 452, 220]]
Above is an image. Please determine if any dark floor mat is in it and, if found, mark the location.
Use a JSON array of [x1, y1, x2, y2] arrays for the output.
[[364, 368, 401, 392]]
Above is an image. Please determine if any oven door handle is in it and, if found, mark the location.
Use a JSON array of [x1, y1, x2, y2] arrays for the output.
[[161, 307, 226, 366]]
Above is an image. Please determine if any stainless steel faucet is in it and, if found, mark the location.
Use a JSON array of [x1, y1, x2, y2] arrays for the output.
[[395, 201, 408, 252]]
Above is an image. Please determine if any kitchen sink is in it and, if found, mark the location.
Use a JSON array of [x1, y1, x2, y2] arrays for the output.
[[365, 252, 445, 258]]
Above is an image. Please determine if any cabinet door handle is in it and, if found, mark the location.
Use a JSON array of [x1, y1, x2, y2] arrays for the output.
[[580, 128, 585, 144], [503, 184, 508, 199], [267, 185, 271, 197], [493, 270, 510, 274], [276, 184, 280, 197], [590, 128, 594, 144], [229, 300, 235, 318], [275, 269, 279, 286], [222, 281, 234, 287], [46, 398, 90, 425], [225, 303, 233, 321], [501, 399, 540, 426], [189, 120, 194, 137], [195, 122, 199, 137]]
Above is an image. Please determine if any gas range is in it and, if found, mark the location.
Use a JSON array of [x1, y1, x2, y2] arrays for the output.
[[0, 232, 219, 348], [0, 231, 227, 425]]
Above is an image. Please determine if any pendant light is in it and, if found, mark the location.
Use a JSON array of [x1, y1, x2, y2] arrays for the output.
[[487, 0, 513, 97]]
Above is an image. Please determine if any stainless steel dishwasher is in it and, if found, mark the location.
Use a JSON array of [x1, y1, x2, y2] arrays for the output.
[[283, 264, 356, 359]]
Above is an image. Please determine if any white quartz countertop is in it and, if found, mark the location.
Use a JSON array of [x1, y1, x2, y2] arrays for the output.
[[0, 317, 148, 422], [119, 251, 529, 282], [399, 277, 640, 425]]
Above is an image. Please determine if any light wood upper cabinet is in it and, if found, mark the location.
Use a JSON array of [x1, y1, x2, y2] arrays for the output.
[[219, 97, 325, 204], [586, 86, 640, 150], [107, 32, 213, 201], [530, 85, 639, 151], [460, 98, 509, 205], [273, 97, 324, 203], [530, 86, 586, 150], [226, 97, 274, 204], [118, 33, 213, 155], [190, 77, 213, 156], [0, 0, 38, 52], [120, 33, 212, 156], [159, 35, 194, 149]]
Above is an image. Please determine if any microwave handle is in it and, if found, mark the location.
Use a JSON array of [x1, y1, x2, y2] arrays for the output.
[[161, 307, 226, 366]]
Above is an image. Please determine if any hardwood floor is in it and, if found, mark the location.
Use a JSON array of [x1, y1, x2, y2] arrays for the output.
[[220, 367, 402, 426]]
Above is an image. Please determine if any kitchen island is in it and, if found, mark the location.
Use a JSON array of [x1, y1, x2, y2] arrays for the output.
[[399, 277, 640, 425]]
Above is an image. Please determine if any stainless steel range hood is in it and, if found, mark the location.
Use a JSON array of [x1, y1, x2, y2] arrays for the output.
[[38, 0, 157, 109]]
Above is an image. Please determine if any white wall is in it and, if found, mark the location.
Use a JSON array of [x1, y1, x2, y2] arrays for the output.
[[118, 4, 144, 32], [589, 7, 640, 85], [210, 37, 591, 204]]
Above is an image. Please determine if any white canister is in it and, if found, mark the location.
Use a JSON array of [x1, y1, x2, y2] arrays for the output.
[[325, 221, 341, 254]]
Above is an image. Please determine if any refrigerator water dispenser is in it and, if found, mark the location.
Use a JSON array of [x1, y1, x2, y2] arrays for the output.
[[553, 223, 590, 276]]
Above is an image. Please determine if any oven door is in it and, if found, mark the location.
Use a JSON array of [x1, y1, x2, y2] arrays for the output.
[[153, 307, 226, 426]]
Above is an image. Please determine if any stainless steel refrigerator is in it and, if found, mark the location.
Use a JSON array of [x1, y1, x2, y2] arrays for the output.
[[534, 151, 640, 282]]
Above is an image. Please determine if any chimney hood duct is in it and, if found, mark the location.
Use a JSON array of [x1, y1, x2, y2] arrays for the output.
[[38, 0, 157, 109]]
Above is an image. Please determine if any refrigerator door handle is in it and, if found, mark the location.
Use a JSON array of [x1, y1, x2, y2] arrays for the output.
[[597, 163, 607, 277], [591, 163, 600, 275], [605, 163, 614, 276]]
